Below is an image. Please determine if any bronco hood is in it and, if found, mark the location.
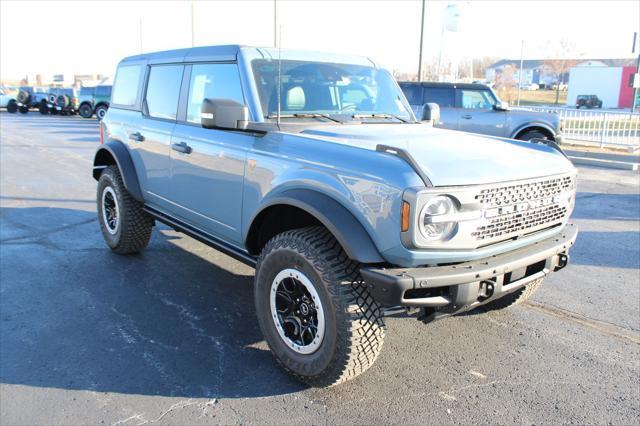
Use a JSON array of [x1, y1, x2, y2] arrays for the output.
[[300, 124, 574, 187]]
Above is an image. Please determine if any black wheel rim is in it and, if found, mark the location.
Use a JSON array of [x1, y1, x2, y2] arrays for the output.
[[270, 269, 325, 354], [101, 186, 119, 234]]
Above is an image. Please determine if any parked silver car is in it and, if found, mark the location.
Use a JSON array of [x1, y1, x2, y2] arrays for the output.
[[399, 82, 563, 142]]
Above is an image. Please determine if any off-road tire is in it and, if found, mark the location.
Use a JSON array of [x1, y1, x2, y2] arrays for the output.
[[254, 226, 385, 387], [39, 101, 49, 115], [518, 130, 547, 141], [79, 103, 93, 118], [95, 104, 108, 121], [482, 278, 544, 311], [97, 165, 153, 254], [18, 106, 28, 114], [7, 100, 18, 113]]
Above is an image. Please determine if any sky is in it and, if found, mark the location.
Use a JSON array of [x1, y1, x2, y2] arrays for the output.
[[1, 0, 638, 80]]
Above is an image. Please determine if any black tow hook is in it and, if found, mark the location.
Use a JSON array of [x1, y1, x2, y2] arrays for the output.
[[555, 253, 569, 271]]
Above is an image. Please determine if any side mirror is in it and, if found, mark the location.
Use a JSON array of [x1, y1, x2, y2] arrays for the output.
[[421, 102, 440, 123], [493, 101, 509, 111], [201, 98, 249, 130]]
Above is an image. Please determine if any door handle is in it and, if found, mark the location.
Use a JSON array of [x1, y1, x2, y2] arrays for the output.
[[129, 132, 145, 142], [171, 141, 192, 154], [462, 114, 472, 119]]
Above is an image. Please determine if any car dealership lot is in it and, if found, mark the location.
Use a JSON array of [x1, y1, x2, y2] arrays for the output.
[[0, 113, 638, 425]]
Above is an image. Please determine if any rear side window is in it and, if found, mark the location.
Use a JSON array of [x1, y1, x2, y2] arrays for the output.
[[400, 84, 422, 104], [112, 65, 142, 106], [95, 85, 111, 97], [186, 63, 244, 124], [422, 87, 455, 108], [145, 65, 184, 121]]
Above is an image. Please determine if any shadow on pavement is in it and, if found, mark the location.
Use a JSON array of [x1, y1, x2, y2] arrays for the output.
[[0, 206, 304, 399]]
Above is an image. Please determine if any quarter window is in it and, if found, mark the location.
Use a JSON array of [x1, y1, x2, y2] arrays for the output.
[[422, 87, 455, 108], [186, 63, 244, 124], [112, 65, 142, 106], [145, 65, 184, 121]]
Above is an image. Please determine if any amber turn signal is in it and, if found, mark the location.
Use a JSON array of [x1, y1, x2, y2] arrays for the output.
[[401, 201, 410, 232]]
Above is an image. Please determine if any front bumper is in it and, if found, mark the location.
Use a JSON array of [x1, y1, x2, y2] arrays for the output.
[[361, 224, 578, 314]]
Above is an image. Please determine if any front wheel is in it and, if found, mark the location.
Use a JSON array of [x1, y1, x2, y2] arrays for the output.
[[482, 278, 545, 311], [97, 165, 153, 254], [7, 100, 18, 113], [254, 226, 385, 387], [95, 105, 108, 121]]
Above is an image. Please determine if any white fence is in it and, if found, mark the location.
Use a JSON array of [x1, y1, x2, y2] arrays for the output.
[[514, 106, 640, 148]]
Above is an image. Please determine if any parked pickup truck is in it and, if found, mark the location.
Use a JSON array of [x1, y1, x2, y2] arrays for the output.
[[93, 45, 578, 387], [399, 82, 563, 142]]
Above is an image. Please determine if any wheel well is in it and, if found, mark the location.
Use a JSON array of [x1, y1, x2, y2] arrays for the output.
[[79, 101, 93, 109], [246, 204, 323, 255], [515, 126, 555, 141], [92, 149, 116, 180], [95, 102, 109, 109]]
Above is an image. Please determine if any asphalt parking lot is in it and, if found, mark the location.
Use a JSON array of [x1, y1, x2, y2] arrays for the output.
[[1, 113, 638, 425]]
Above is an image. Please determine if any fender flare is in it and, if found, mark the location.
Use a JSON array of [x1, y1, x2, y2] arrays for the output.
[[510, 122, 557, 140], [247, 189, 385, 264], [92, 139, 144, 202]]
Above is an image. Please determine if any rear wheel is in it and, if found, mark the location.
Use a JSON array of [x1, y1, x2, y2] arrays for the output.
[[97, 165, 153, 254], [79, 103, 93, 118], [482, 278, 545, 311], [254, 226, 385, 387], [18, 106, 28, 114], [517, 130, 547, 141], [39, 101, 49, 115]]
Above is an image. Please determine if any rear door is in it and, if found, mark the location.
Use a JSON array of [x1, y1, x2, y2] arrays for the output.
[[422, 86, 457, 129], [170, 62, 252, 244], [457, 88, 507, 137], [128, 64, 184, 210]]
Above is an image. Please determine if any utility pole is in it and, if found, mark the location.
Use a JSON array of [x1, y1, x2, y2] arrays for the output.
[[191, 1, 195, 47], [273, 0, 278, 48], [417, 0, 426, 81], [517, 40, 524, 106]]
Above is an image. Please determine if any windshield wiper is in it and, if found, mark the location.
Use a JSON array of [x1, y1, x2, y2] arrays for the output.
[[266, 113, 342, 123], [352, 113, 409, 123]]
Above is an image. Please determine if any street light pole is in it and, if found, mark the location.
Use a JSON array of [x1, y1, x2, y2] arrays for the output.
[[517, 40, 524, 106], [191, 1, 195, 47], [632, 32, 639, 113], [417, 0, 426, 82], [273, 0, 278, 48]]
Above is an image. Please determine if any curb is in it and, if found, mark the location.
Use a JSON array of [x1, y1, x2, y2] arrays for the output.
[[569, 156, 639, 171]]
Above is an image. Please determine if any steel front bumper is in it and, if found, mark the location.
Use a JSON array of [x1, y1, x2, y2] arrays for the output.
[[361, 224, 578, 313]]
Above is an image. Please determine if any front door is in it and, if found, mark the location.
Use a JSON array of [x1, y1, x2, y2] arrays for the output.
[[422, 86, 458, 130], [170, 63, 251, 245], [457, 88, 507, 137]]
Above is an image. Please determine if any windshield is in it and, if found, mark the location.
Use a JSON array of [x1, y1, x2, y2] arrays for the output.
[[251, 59, 414, 122]]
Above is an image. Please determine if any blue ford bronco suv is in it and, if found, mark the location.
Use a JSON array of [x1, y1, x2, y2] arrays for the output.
[[93, 45, 578, 387]]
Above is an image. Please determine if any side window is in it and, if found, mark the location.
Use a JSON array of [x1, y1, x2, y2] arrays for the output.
[[461, 90, 494, 109], [145, 65, 184, 121], [422, 87, 455, 108], [401, 85, 422, 104], [80, 87, 94, 96], [186, 63, 244, 124], [95, 85, 111, 97], [112, 65, 142, 106]]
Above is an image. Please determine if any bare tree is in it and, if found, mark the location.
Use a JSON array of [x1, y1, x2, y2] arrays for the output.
[[493, 63, 519, 104], [543, 38, 582, 104]]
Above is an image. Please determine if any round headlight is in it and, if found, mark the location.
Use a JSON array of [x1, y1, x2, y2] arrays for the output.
[[419, 196, 457, 241]]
